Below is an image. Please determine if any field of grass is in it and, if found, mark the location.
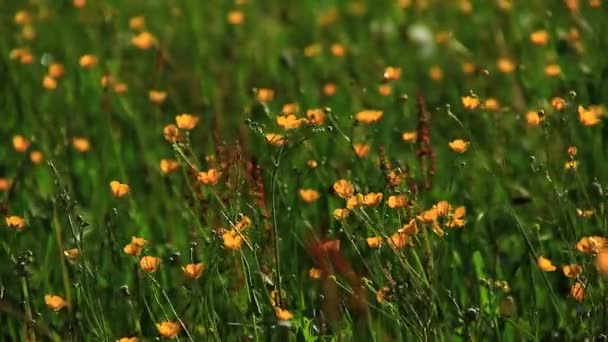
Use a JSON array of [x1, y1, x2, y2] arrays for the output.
[[2, 0, 608, 341]]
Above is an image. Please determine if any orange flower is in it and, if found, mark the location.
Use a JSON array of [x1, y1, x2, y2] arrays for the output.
[[14, 11, 31, 25], [461, 96, 480, 110], [323, 82, 338, 96], [71, 137, 90, 152], [388, 232, 408, 249], [163, 124, 181, 142], [577, 236, 608, 253], [346, 195, 362, 210], [175, 114, 199, 130], [402, 131, 417, 143], [79, 54, 98, 68], [330, 43, 347, 57], [537, 256, 557, 272], [0, 178, 11, 192], [332, 208, 350, 220], [277, 114, 307, 130], [462, 62, 476, 75], [304, 43, 322, 57], [131, 31, 157, 50], [113, 82, 128, 94], [110, 181, 130, 197], [309, 267, 322, 279], [306, 160, 318, 168], [578, 105, 601, 126], [577, 209, 594, 218], [399, 219, 418, 235], [564, 160, 579, 170], [156, 321, 180, 339], [43, 75, 57, 90], [321, 240, 340, 252], [160, 159, 180, 175], [378, 84, 392, 97], [570, 282, 585, 302], [386, 195, 407, 209], [366, 236, 383, 248], [117, 337, 138, 342], [362, 192, 383, 207], [446, 206, 466, 228], [48, 63, 65, 79], [129, 16, 146, 31], [383, 66, 402, 81], [562, 264, 583, 278], [182, 263, 205, 279], [333, 179, 354, 199], [227, 10, 245, 25], [124, 236, 147, 256], [428, 65, 443, 81], [30, 150, 44, 164], [223, 230, 244, 250], [526, 111, 543, 126], [274, 307, 294, 321], [139, 256, 161, 273], [299, 189, 320, 203], [551, 97, 566, 111], [529, 30, 549, 45], [596, 250, 608, 275], [149, 90, 167, 105], [544, 64, 561, 77], [567, 146, 577, 157], [44, 294, 67, 311], [265, 133, 286, 147], [355, 110, 383, 124], [484, 98, 501, 112], [376, 286, 390, 303], [306, 108, 326, 125], [5, 216, 25, 231], [197, 169, 222, 185], [353, 144, 370, 157], [449, 139, 469, 153], [256, 88, 274, 103], [73, 0, 86, 8], [497, 57, 516, 73], [64, 248, 80, 260], [12, 135, 31, 152]]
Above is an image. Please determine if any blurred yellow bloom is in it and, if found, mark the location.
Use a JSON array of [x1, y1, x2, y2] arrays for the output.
[[277, 114, 307, 130], [526, 111, 543, 126], [387, 195, 407, 209], [564, 160, 579, 170], [332, 208, 350, 220], [79, 54, 98, 69], [72, 137, 90, 152], [402, 131, 417, 143], [0, 178, 11, 192], [333, 180, 354, 199], [366, 236, 383, 248], [353, 144, 370, 158], [461, 96, 480, 110], [497, 57, 516, 73], [299, 189, 320, 203], [175, 114, 199, 130], [197, 169, 222, 185], [256, 88, 274, 103], [129, 16, 146, 31], [346, 195, 362, 209], [399, 219, 418, 235], [578, 105, 601, 126], [131, 32, 157, 50], [446, 206, 466, 228], [562, 264, 582, 278], [13, 135, 30, 152], [73, 0, 86, 8], [45, 294, 67, 311], [355, 110, 383, 124], [484, 98, 501, 112], [596, 250, 608, 275], [160, 159, 180, 175], [378, 84, 392, 97], [110, 181, 130, 197], [304, 43, 322, 57], [223, 230, 244, 250], [565, 0, 579, 11], [64, 248, 80, 260], [570, 282, 585, 302], [331, 43, 347, 57], [182, 263, 205, 279], [306, 108, 326, 125], [274, 307, 294, 321], [156, 321, 180, 339], [589, 0, 601, 7], [577, 208, 594, 218], [117, 337, 138, 342], [551, 97, 566, 111], [5, 216, 25, 231], [149, 90, 167, 105], [139, 256, 161, 273], [544, 64, 561, 77], [448, 139, 469, 153], [577, 236, 608, 253], [163, 124, 181, 142], [383, 66, 402, 81], [43, 75, 57, 90], [459, 0, 473, 13], [227, 10, 245, 25], [309, 267, 323, 279], [48, 63, 65, 79], [113, 82, 128, 94], [529, 30, 549, 46], [265, 133, 285, 147], [306, 160, 318, 168], [323, 82, 338, 97], [362, 192, 383, 207], [376, 286, 390, 303], [388, 232, 409, 249], [14, 10, 31, 25], [537, 256, 556, 272], [30, 150, 44, 164], [282, 103, 299, 115], [462, 62, 476, 75], [428, 65, 443, 81]]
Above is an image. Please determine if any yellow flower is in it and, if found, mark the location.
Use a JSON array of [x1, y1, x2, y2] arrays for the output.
[[73, 0, 86, 8], [149, 90, 167, 105], [256, 88, 274, 103], [113, 82, 128, 94], [265, 133, 286, 147], [304, 43, 322, 57], [526, 111, 543, 126], [402, 131, 417, 143], [446, 206, 466, 228], [277, 114, 307, 130], [353, 144, 370, 158], [139, 256, 161, 273], [578, 105, 601, 126], [577, 236, 608, 253], [332, 208, 350, 220], [428, 65, 443, 81], [45, 295, 67, 311], [274, 307, 294, 321], [110, 181, 130, 197], [306, 160, 318, 168], [14, 10, 31, 25], [227, 10, 245, 25], [163, 124, 181, 142], [461, 96, 480, 110], [64, 248, 80, 260], [589, 0, 601, 7], [223, 230, 244, 250], [197, 169, 222, 185], [355, 110, 383, 124], [30, 150, 44, 164], [399, 219, 418, 235], [570, 282, 585, 302], [333, 179, 354, 199], [562, 264, 582, 278], [79, 54, 98, 69], [576, 209, 594, 218], [117, 337, 138, 342], [497, 57, 516, 73], [306, 108, 326, 125], [124, 244, 142, 256], [537, 256, 557, 272], [131, 31, 157, 50], [299, 189, 320, 203], [323, 83, 338, 96], [388, 232, 408, 249], [0, 178, 11, 192], [156, 321, 181, 339], [387, 170, 404, 186], [362, 192, 383, 207], [376, 286, 390, 303], [281, 103, 299, 115], [378, 84, 392, 97], [551, 97, 566, 111], [129, 16, 146, 31], [596, 250, 608, 275], [309, 267, 323, 279], [175, 114, 199, 130], [564, 160, 579, 170], [383, 66, 402, 81], [366, 236, 383, 248], [182, 263, 205, 279], [483, 98, 501, 112], [160, 159, 180, 175], [43, 75, 57, 90], [529, 30, 549, 45], [330, 43, 347, 57], [346, 195, 362, 210], [544, 64, 561, 77], [462, 62, 476, 75], [72, 137, 90, 152], [5, 216, 25, 231], [448, 139, 469, 153], [386, 195, 408, 209], [13, 135, 31, 152], [234, 215, 252, 231], [48, 63, 65, 79]]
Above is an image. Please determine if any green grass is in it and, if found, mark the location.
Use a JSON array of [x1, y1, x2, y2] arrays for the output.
[[2, 0, 608, 341]]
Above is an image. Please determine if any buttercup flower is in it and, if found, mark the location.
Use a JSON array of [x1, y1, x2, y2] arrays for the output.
[[163, 124, 181, 142], [0, 178, 12, 192], [29, 150, 44, 164], [461, 96, 480, 110], [160, 159, 180, 175], [578, 105, 601, 126], [227, 10, 245, 25], [156, 321, 180, 339], [428, 65, 443, 81], [333, 179, 354, 199], [570, 282, 585, 302], [462, 62, 476, 75], [64, 248, 80, 260], [274, 307, 294, 321], [13, 135, 30, 152], [323, 83, 337, 96], [544, 64, 561, 77], [562, 264, 582, 278], [537, 256, 557, 272], [129, 16, 146, 30], [117, 337, 138, 342], [72, 137, 90, 152], [378, 84, 392, 97], [5, 216, 25, 231], [388, 232, 409, 249], [299, 189, 320, 203], [309, 267, 322, 279], [387, 195, 408, 209], [113, 82, 128, 94], [223, 230, 244, 250], [182, 263, 205, 279], [45, 295, 67, 311], [149, 90, 167, 105], [282, 103, 299, 115], [402, 131, 417, 143], [330, 43, 347, 57], [79, 54, 98, 68], [484, 98, 501, 112], [139, 256, 161, 273], [131, 31, 157, 50], [577, 236, 608, 253], [530, 30, 549, 45], [526, 111, 543, 126], [551, 97, 566, 111], [43, 75, 57, 90], [124, 236, 147, 256], [197, 169, 222, 185], [175, 114, 199, 130], [449, 139, 469, 153], [376, 286, 390, 303], [333, 208, 350, 220], [596, 250, 608, 275], [362, 193, 383, 207], [383, 66, 402, 81], [367, 236, 383, 248], [497, 57, 516, 73], [265, 134, 285, 147], [48, 63, 65, 79], [353, 144, 370, 158], [110, 181, 130, 197], [306, 108, 326, 125], [256, 88, 274, 103], [306, 160, 318, 168], [355, 110, 383, 124], [564, 160, 578, 170], [277, 114, 307, 130]]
